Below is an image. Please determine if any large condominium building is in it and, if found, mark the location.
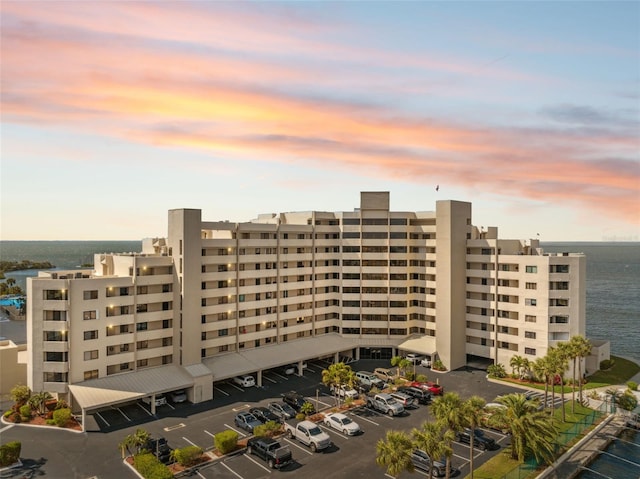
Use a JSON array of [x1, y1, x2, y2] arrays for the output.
[[27, 192, 588, 421]]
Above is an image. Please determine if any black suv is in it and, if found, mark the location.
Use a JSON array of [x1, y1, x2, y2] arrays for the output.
[[456, 428, 497, 450], [397, 386, 432, 405], [144, 436, 173, 464], [282, 391, 314, 413]]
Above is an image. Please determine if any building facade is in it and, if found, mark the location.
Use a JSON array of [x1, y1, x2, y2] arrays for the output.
[[26, 192, 587, 414]]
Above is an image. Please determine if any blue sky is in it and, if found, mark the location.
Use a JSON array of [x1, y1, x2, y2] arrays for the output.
[[1, 1, 638, 241]]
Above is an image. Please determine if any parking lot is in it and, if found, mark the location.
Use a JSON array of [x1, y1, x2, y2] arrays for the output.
[[3, 359, 527, 479], [109, 359, 519, 478]]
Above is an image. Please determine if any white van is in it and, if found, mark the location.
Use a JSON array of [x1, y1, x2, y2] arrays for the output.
[[355, 371, 384, 388], [233, 375, 256, 388]]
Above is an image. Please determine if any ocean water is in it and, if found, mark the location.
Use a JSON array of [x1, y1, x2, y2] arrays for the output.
[[1, 240, 638, 362]]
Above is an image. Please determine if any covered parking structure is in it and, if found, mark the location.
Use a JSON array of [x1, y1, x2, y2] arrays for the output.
[[204, 333, 358, 387], [68, 364, 196, 431], [397, 335, 437, 364]]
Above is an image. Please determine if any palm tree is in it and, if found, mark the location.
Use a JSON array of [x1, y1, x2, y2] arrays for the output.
[[510, 355, 525, 378], [391, 356, 411, 378], [571, 335, 592, 404], [544, 348, 564, 416], [322, 362, 355, 406], [564, 338, 580, 413], [553, 344, 571, 422], [461, 396, 486, 479], [495, 393, 557, 463], [28, 391, 53, 415], [375, 430, 414, 478], [431, 392, 464, 479], [412, 422, 452, 479], [532, 357, 551, 409]]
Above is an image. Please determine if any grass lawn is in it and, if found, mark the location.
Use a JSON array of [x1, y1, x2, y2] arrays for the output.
[[584, 356, 640, 389]]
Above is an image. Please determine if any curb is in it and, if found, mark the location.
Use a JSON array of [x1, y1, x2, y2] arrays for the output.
[[0, 415, 84, 434]]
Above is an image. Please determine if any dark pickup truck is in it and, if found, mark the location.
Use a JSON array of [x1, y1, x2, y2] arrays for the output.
[[246, 437, 293, 469]]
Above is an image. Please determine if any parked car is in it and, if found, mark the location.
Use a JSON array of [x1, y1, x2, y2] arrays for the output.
[[405, 353, 426, 365], [456, 428, 497, 450], [268, 401, 297, 421], [234, 412, 263, 433], [323, 412, 361, 436], [250, 406, 280, 424], [281, 364, 297, 375], [142, 394, 167, 407], [366, 393, 404, 416], [246, 436, 292, 469], [389, 391, 417, 408], [420, 357, 432, 368], [233, 375, 256, 388], [397, 386, 432, 404], [410, 381, 443, 395], [355, 371, 384, 388], [283, 419, 332, 452], [411, 450, 457, 477], [373, 367, 396, 382], [170, 390, 187, 403], [330, 384, 359, 399], [481, 403, 509, 434], [143, 436, 173, 464], [282, 391, 315, 413]]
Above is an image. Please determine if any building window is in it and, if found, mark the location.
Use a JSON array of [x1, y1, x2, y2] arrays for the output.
[[525, 347, 536, 355], [83, 290, 98, 300], [218, 329, 228, 336], [83, 310, 97, 320], [83, 350, 99, 360], [84, 370, 98, 380], [120, 363, 130, 371], [137, 359, 148, 367], [525, 298, 537, 306], [83, 330, 98, 340], [524, 331, 536, 339], [525, 282, 537, 290], [136, 322, 148, 331], [525, 315, 537, 323], [525, 266, 538, 273]]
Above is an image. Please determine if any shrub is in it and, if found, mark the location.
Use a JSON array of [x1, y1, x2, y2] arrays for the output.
[[19, 404, 31, 420], [404, 372, 416, 381], [415, 374, 428, 383], [600, 359, 615, 370], [10, 385, 31, 406], [295, 412, 306, 421], [170, 445, 203, 467], [3, 410, 13, 418], [300, 402, 315, 417], [432, 359, 446, 371], [52, 408, 71, 427], [344, 396, 354, 407], [627, 381, 638, 391], [133, 452, 173, 479], [55, 399, 69, 410], [0, 441, 21, 467], [487, 363, 507, 379], [254, 420, 282, 438], [214, 430, 238, 455]]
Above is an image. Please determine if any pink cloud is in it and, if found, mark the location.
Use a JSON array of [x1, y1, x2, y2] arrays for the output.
[[1, 2, 638, 226]]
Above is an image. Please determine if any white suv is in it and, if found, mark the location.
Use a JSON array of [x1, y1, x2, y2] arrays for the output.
[[233, 375, 256, 387]]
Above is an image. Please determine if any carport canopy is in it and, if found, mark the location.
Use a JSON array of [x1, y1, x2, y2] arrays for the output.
[[69, 364, 194, 411], [204, 333, 357, 381], [397, 336, 436, 356]]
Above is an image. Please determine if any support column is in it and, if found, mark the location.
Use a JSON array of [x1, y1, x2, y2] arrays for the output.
[[150, 396, 156, 415], [81, 408, 86, 433], [334, 352, 339, 363], [257, 370, 263, 387]]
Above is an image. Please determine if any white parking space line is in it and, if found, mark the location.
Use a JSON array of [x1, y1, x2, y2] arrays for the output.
[[138, 403, 153, 416], [165, 402, 175, 410], [0, 425, 14, 434], [114, 406, 131, 421], [182, 436, 200, 447], [319, 424, 350, 439], [281, 437, 313, 455], [204, 429, 215, 438], [350, 413, 379, 426], [224, 424, 247, 437], [214, 386, 230, 396], [262, 375, 277, 383], [308, 397, 333, 408], [243, 452, 272, 473], [305, 367, 317, 373], [228, 382, 245, 392], [362, 407, 394, 420], [220, 461, 245, 479], [270, 372, 288, 380], [95, 411, 110, 426]]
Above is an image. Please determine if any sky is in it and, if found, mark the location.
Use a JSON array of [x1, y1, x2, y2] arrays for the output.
[[1, 1, 638, 241]]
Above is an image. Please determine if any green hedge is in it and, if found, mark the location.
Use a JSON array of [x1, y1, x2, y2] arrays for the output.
[[0, 441, 21, 467], [19, 404, 31, 420], [171, 445, 203, 467], [52, 408, 71, 427], [133, 453, 173, 479], [214, 430, 238, 455]]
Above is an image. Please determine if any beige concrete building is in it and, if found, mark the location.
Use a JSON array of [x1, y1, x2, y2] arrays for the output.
[[26, 192, 590, 422]]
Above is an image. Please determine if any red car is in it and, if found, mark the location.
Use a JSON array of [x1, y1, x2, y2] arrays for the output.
[[410, 381, 444, 395]]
